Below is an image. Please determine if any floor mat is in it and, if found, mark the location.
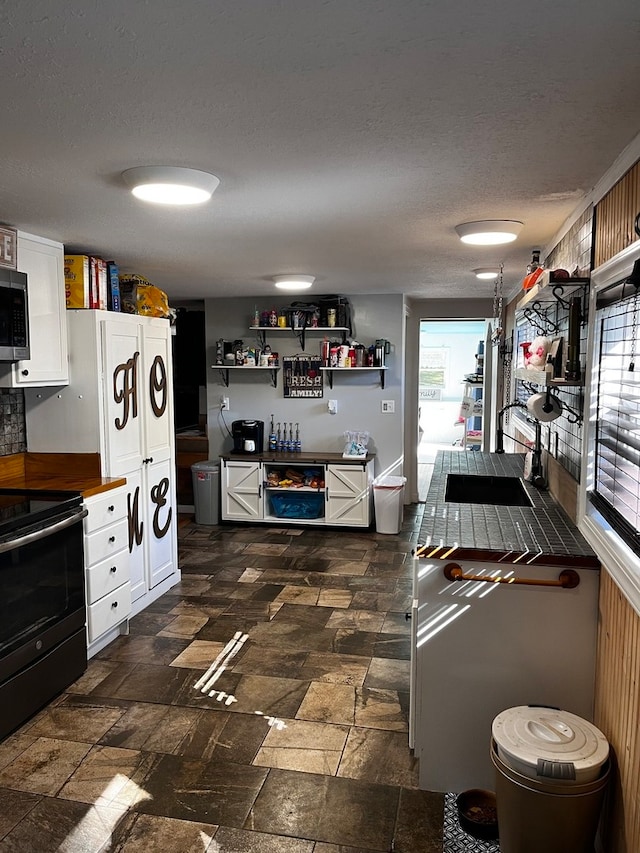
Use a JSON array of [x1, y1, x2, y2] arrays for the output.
[[443, 793, 500, 853]]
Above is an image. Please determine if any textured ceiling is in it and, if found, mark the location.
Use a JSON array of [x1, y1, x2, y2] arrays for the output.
[[1, 0, 639, 302]]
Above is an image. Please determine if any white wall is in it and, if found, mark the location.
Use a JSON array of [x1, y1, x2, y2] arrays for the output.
[[204, 293, 406, 479]]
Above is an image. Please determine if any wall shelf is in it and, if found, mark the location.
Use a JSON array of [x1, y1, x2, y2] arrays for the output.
[[249, 325, 349, 351], [320, 366, 388, 389], [213, 365, 280, 388], [514, 367, 584, 387], [516, 277, 590, 312]]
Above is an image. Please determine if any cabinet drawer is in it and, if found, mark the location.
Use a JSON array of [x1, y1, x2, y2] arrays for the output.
[[87, 582, 131, 643], [84, 488, 128, 533], [86, 549, 130, 604], [84, 517, 129, 567]]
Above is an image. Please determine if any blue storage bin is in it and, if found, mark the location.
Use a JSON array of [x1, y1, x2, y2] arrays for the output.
[[269, 491, 325, 519]]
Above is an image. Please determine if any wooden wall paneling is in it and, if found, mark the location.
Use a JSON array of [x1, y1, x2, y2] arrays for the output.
[[595, 569, 640, 853], [595, 160, 640, 268]]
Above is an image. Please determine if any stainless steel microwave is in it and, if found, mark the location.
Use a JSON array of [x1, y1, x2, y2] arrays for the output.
[[0, 270, 29, 362]]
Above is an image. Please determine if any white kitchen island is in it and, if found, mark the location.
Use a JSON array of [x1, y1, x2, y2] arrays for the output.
[[412, 451, 600, 793]]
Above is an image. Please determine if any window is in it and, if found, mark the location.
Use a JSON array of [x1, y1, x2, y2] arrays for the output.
[[582, 247, 640, 614], [591, 282, 640, 556]]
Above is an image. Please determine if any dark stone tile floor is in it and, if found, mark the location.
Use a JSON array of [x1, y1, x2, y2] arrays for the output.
[[0, 506, 447, 852]]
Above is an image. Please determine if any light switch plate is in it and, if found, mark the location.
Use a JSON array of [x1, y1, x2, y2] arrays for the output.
[[381, 400, 395, 413]]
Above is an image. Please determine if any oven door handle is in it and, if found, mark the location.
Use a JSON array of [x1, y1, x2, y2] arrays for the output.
[[0, 507, 88, 554]]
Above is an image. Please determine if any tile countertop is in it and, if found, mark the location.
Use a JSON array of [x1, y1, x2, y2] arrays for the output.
[[418, 451, 599, 569]]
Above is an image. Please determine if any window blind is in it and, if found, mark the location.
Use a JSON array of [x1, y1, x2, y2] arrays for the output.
[[591, 284, 640, 557]]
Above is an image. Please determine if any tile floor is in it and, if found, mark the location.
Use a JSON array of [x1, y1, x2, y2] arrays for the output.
[[0, 505, 450, 853]]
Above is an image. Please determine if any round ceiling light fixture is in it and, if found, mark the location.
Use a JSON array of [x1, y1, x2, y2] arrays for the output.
[[273, 275, 315, 291], [455, 220, 523, 246], [122, 166, 220, 205], [472, 267, 500, 280]]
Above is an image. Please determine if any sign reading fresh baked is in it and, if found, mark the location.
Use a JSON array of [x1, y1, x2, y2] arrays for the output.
[[0, 226, 17, 269]]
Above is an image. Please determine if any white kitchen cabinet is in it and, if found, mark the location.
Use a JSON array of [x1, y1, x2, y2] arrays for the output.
[[220, 456, 374, 528], [221, 460, 263, 521], [24, 310, 179, 616], [83, 486, 131, 657], [0, 232, 68, 387], [325, 461, 373, 526]]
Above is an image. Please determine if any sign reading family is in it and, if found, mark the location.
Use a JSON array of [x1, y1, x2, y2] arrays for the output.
[[283, 356, 324, 398], [0, 226, 17, 270]]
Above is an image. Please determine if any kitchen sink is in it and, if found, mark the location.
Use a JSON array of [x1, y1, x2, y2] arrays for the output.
[[444, 473, 533, 507]]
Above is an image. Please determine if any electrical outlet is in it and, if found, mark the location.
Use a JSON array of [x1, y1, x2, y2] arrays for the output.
[[328, 399, 338, 415], [221, 396, 230, 410], [381, 400, 395, 413]]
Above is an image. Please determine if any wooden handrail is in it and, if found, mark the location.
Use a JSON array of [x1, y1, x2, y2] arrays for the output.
[[443, 562, 580, 589]]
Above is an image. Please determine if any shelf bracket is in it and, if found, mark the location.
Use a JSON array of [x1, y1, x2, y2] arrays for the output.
[[269, 368, 278, 388], [218, 368, 230, 387]]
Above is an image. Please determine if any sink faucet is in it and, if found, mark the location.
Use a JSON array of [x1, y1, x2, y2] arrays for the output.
[[495, 401, 546, 489]]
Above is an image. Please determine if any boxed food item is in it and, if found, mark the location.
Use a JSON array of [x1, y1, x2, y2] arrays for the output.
[[93, 257, 107, 310], [119, 273, 170, 318], [88, 256, 101, 308], [106, 261, 121, 311], [64, 255, 91, 308]]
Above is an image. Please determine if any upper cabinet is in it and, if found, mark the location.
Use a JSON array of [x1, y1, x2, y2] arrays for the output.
[[0, 232, 69, 388]]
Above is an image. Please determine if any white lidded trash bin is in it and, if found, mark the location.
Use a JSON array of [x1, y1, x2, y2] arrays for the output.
[[191, 461, 220, 525], [491, 705, 610, 853], [373, 475, 406, 534]]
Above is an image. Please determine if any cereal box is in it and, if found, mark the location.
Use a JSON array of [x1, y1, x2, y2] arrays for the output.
[[64, 255, 90, 308]]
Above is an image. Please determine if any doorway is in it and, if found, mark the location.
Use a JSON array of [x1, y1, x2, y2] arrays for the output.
[[418, 319, 488, 500]]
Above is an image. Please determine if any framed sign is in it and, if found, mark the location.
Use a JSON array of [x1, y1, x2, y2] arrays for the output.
[[283, 356, 323, 398], [0, 226, 17, 269]]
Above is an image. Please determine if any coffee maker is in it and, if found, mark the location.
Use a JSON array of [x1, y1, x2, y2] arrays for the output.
[[232, 420, 264, 454]]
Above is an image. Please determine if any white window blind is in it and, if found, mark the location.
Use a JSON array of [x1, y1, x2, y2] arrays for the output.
[[592, 283, 640, 555]]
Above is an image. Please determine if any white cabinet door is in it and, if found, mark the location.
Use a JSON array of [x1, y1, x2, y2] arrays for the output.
[[222, 460, 263, 521], [0, 232, 68, 387], [326, 463, 371, 526], [141, 322, 173, 465], [143, 456, 177, 589], [102, 318, 144, 476]]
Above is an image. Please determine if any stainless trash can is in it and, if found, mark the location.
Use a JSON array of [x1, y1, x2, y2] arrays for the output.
[[373, 475, 406, 534], [191, 461, 220, 525], [491, 706, 610, 853]]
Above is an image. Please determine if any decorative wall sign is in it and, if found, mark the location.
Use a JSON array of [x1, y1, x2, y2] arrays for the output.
[[0, 226, 17, 269], [283, 355, 323, 398], [113, 351, 140, 429]]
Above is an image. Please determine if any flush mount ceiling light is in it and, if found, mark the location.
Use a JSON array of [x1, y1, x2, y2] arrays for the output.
[[456, 220, 523, 246], [473, 267, 500, 280], [122, 166, 220, 205], [273, 275, 315, 291]]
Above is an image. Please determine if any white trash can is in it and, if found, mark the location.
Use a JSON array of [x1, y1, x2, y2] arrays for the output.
[[373, 475, 406, 534], [191, 461, 220, 525]]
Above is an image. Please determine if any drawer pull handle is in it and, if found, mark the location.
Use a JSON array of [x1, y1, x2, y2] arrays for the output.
[[109, 536, 116, 543], [111, 601, 118, 608], [110, 566, 117, 573], [108, 505, 115, 512], [443, 562, 580, 589]]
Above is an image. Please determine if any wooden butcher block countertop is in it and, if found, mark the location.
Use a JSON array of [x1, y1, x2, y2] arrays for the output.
[[0, 453, 126, 498]]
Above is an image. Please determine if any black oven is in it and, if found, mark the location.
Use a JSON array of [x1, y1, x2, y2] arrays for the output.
[[0, 489, 87, 741]]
